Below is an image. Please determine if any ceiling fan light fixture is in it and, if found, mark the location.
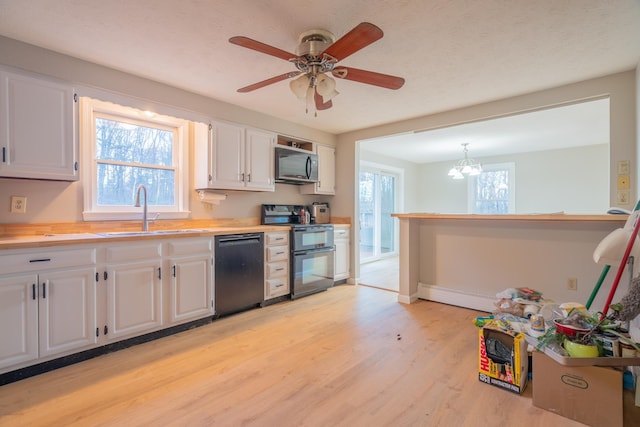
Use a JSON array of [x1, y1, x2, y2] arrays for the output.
[[289, 74, 310, 99], [230, 22, 405, 113], [316, 73, 339, 102]]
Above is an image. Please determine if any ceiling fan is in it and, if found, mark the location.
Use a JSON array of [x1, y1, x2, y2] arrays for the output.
[[229, 22, 405, 114]]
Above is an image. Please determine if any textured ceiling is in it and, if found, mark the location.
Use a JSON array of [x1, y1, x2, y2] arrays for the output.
[[0, 0, 638, 140]]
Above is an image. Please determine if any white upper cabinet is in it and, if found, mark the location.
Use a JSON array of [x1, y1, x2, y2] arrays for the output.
[[195, 121, 275, 191], [0, 67, 78, 181], [301, 144, 335, 195], [245, 128, 276, 190]]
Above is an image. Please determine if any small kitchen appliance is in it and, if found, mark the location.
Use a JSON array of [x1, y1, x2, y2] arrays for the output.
[[311, 202, 330, 224]]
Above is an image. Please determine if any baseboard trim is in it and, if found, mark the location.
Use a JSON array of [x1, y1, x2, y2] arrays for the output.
[[417, 283, 495, 312], [397, 292, 419, 304]]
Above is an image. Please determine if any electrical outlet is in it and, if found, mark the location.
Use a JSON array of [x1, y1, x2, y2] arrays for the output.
[[10, 196, 27, 213], [567, 277, 578, 291]]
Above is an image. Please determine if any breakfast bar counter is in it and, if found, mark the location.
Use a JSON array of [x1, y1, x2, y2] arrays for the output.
[[391, 213, 627, 310]]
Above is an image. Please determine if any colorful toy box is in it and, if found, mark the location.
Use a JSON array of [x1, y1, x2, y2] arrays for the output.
[[478, 321, 529, 394]]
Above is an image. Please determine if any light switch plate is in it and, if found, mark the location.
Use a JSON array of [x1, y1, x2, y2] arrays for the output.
[[618, 160, 630, 175]]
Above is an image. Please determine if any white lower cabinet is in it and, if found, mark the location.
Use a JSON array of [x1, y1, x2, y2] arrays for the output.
[[38, 268, 97, 357], [0, 236, 215, 375], [101, 241, 163, 342], [264, 231, 290, 300], [0, 275, 39, 370], [0, 247, 97, 373], [166, 238, 214, 325], [334, 225, 350, 281]]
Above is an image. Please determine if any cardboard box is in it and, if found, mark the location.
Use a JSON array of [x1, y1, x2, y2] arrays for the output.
[[478, 322, 528, 394], [524, 334, 640, 367], [533, 351, 623, 427]]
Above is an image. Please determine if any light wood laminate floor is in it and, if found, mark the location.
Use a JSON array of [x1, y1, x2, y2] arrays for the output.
[[359, 256, 399, 292], [0, 285, 635, 426]]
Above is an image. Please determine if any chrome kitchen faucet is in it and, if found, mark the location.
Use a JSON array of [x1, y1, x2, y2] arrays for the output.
[[135, 184, 148, 231]]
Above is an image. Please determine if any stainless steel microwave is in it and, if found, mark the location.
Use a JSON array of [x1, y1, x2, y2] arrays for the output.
[[274, 146, 318, 184]]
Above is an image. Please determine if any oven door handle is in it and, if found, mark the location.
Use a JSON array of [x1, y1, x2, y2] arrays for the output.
[[294, 246, 335, 256], [292, 225, 333, 232]]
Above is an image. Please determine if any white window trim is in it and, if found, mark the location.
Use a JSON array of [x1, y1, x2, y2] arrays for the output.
[[80, 97, 190, 221], [467, 162, 516, 214]]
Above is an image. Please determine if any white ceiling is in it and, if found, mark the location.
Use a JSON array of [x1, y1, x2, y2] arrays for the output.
[[0, 0, 638, 139]]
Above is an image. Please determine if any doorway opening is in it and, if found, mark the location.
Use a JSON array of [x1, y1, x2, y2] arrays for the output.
[[358, 162, 401, 291]]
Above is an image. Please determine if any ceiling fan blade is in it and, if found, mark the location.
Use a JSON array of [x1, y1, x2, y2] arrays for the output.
[[332, 67, 405, 90], [229, 36, 298, 61], [322, 22, 383, 61], [237, 71, 301, 93], [314, 90, 332, 111]]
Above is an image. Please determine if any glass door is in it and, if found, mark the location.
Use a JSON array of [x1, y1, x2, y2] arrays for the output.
[[359, 166, 398, 263]]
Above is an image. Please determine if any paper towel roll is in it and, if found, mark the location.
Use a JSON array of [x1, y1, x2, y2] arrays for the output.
[[197, 190, 226, 205]]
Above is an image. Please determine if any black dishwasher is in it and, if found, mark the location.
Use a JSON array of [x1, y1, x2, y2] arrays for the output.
[[214, 233, 264, 317]]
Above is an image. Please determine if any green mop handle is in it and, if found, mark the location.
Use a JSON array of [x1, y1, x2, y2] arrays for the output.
[[586, 265, 610, 310]]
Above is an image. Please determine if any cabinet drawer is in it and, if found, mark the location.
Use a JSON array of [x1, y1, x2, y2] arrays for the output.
[[266, 232, 289, 246], [167, 238, 212, 256], [104, 242, 162, 263], [0, 248, 96, 275], [334, 228, 349, 239], [266, 278, 289, 297], [266, 261, 288, 279], [266, 246, 288, 262]]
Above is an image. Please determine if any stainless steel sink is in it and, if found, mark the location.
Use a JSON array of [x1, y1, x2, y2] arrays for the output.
[[97, 229, 207, 237]]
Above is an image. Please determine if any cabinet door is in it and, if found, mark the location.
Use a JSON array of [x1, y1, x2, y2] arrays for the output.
[[210, 121, 245, 189], [301, 144, 335, 195], [316, 144, 335, 194], [39, 268, 97, 357], [105, 261, 163, 341], [334, 228, 350, 281], [0, 69, 77, 181], [169, 255, 212, 324], [245, 128, 275, 191], [0, 275, 39, 371]]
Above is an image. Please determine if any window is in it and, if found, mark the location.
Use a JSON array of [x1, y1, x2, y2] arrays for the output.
[[468, 162, 515, 214], [81, 97, 190, 220]]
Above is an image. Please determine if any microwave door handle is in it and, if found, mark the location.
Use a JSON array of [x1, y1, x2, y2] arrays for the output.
[[306, 156, 311, 179]]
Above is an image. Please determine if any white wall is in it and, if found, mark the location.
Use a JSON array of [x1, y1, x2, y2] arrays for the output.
[[414, 144, 609, 214], [0, 36, 337, 224]]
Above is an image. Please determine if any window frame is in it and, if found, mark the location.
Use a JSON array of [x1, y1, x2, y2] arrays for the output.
[[80, 97, 190, 221], [467, 162, 516, 214]]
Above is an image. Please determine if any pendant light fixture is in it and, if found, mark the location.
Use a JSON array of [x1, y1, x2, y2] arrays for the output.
[[448, 143, 482, 179]]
